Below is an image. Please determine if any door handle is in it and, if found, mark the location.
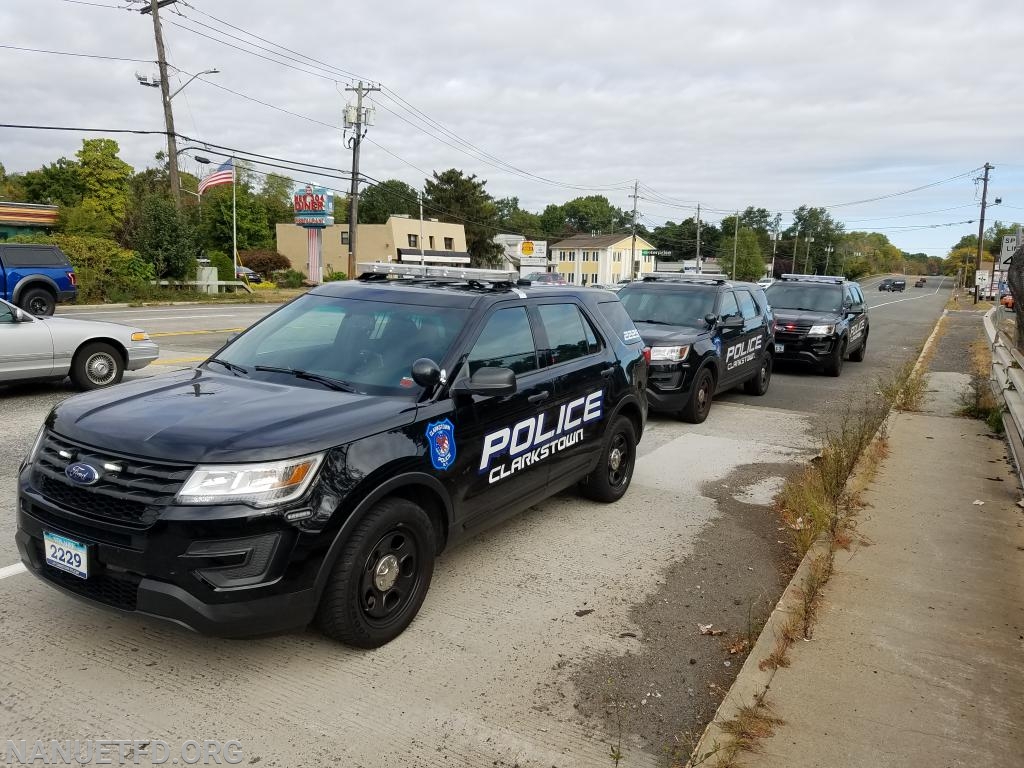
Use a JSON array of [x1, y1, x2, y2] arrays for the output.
[[600, 366, 616, 378], [527, 390, 550, 404]]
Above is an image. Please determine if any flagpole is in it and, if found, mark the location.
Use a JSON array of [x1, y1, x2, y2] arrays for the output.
[[231, 159, 237, 273]]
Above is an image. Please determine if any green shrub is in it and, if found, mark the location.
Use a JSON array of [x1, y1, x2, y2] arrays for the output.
[[207, 250, 235, 281], [252, 281, 278, 290], [239, 249, 291, 276], [276, 269, 306, 289], [323, 270, 347, 282]]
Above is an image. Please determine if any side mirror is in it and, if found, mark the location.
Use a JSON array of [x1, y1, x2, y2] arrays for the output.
[[457, 367, 517, 398], [722, 314, 744, 328], [13, 308, 29, 322], [411, 357, 442, 388], [704, 313, 718, 328]]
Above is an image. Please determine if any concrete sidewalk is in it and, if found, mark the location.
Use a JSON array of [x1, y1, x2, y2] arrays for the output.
[[747, 323, 1024, 767]]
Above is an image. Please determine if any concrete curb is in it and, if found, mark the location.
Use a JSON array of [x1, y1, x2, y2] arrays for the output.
[[686, 307, 946, 767], [59, 298, 290, 312]]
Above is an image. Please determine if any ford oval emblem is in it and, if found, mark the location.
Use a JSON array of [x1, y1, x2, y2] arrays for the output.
[[65, 462, 100, 486]]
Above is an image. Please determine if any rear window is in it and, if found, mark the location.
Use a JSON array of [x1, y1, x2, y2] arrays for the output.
[[598, 300, 643, 345], [0, 245, 70, 268], [536, 303, 601, 365]]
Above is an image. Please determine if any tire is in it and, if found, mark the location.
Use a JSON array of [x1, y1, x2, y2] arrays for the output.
[[680, 367, 715, 424], [70, 342, 124, 390], [849, 332, 868, 363], [823, 339, 847, 377], [580, 415, 637, 503], [744, 353, 772, 395], [19, 287, 56, 317], [316, 497, 435, 648]]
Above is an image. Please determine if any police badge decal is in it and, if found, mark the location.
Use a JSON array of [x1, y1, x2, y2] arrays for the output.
[[426, 419, 457, 471]]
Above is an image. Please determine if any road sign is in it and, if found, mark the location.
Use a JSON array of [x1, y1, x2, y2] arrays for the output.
[[975, 269, 990, 287], [1001, 235, 1019, 268]]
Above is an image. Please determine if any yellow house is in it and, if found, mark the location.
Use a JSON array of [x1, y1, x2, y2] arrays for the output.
[[276, 216, 469, 277], [550, 233, 658, 285]]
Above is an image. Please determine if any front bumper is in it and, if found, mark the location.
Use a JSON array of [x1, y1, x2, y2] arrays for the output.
[[126, 341, 160, 371], [16, 473, 325, 637], [646, 362, 698, 412], [773, 334, 838, 366]]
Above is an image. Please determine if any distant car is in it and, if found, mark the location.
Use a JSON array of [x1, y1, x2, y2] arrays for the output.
[[522, 272, 567, 285], [914, 279, 926, 288], [878, 278, 894, 291], [919, 277, 927, 284], [236, 266, 263, 283], [890, 279, 906, 292], [757, 277, 774, 287], [0, 243, 78, 317], [0, 298, 158, 389]]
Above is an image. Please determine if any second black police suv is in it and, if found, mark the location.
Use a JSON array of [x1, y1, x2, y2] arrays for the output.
[[16, 265, 648, 647], [617, 274, 774, 423], [765, 274, 869, 377]]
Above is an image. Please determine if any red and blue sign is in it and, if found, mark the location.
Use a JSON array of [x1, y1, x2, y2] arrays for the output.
[[426, 419, 457, 471], [293, 185, 334, 229]]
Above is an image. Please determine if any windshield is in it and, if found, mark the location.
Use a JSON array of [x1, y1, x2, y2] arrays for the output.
[[213, 294, 467, 395], [618, 287, 717, 326], [765, 283, 843, 313]]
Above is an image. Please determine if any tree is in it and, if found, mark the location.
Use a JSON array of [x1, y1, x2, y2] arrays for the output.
[[76, 139, 132, 223], [358, 179, 419, 224], [539, 203, 568, 238], [784, 205, 845, 273], [719, 227, 764, 281], [423, 169, 503, 266], [495, 196, 544, 238], [200, 183, 271, 254], [0, 162, 26, 201], [135, 196, 198, 279], [19, 157, 84, 207], [562, 195, 626, 235], [259, 173, 295, 226]]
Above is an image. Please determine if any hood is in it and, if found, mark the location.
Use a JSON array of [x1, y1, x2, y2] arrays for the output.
[[633, 322, 708, 348], [40, 315, 141, 335], [772, 309, 842, 325], [49, 368, 417, 463]]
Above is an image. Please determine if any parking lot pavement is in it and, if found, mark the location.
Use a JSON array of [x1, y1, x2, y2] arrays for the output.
[[0, 283, 950, 766]]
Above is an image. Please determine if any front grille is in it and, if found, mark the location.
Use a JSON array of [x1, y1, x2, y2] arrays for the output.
[[32, 432, 193, 528], [33, 541, 139, 610], [777, 321, 813, 335]]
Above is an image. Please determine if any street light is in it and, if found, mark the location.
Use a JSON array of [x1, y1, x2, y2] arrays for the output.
[[170, 69, 219, 100]]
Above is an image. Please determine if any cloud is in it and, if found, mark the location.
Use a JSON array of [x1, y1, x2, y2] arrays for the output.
[[1, 0, 1021, 253]]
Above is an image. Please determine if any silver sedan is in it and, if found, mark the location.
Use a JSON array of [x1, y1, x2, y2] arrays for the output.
[[0, 298, 159, 390]]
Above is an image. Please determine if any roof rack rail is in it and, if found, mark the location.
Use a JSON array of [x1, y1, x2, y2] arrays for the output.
[[358, 262, 520, 282], [642, 272, 728, 284], [779, 273, 845, 284]]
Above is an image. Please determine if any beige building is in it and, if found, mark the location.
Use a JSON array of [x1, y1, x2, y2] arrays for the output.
[[550, 233, 658, 285], [276, 215, 469, 277]]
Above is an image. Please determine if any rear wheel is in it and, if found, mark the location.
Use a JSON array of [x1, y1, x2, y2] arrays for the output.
[[316, 497, 435, 648], [823, 339, 847, 377], [19, 287, 55, 317], [680, 367, 715, 424], [70, 342, 124, 390], [849, 332, 868, 362], [580, 415, 637, 502], [744, 353, 772, 395]]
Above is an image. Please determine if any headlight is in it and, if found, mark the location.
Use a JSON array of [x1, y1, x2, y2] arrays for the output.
[[650, 345, 690, 362], [807, 325, 835, 336], [131, 331, 150, 342], [23, 424, 47, 467], [176, 453, 324, 508]]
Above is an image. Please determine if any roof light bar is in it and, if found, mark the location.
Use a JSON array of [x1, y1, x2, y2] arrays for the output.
[[358, 262, 519, 282], [780, 273, 845, 283], [642, 272, 728, 284]]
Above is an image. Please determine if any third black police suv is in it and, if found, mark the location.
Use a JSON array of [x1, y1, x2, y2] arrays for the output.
[[765, 274, 869, 377], [16, 265, 648, 647], [617, 274, 774, 423]]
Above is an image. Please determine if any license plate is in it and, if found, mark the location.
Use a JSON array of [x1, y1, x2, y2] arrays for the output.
[[43, 532, 88, 579], [774, 343, 784, 353]]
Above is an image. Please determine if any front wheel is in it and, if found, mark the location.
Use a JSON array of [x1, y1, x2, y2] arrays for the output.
[[823, 340, 847, 377], [580, 415, 637, 502], [849, 333, 868, 362], [70, 342, 124, 390], [680, 367, 715, 424], [744, 353, 772, 395], [316, 497, 435, 648]]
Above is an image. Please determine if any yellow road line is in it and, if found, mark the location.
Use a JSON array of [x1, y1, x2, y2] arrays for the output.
[[151, 356, 207, 366], [149, 327, 244, 338]]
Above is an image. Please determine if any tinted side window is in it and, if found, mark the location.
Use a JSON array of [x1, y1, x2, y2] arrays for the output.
[[598, 300, 643, 345], [2, 246, 68, 267], [718, 291, 740, 319], [537, 303, 600, 365], [468, 307, 538, 376], [736, 290, 758, 321], [852, 286, 865, 305], [0, 303, 14, 323]]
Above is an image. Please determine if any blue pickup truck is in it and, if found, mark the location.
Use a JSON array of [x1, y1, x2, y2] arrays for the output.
[[0, 243, 78, 316]]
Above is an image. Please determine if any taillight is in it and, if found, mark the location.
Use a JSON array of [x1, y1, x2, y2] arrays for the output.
[[67, 271, 77, 287], [642, 347, 651, 363]]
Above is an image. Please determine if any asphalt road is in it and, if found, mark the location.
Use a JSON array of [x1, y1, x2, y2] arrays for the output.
[[0, 277, 950, 767]]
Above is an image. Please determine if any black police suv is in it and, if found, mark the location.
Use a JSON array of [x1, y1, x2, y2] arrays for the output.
[[617, 274, 774, 424], [765, 274, 869, 377], [16, 266, 648, 648]]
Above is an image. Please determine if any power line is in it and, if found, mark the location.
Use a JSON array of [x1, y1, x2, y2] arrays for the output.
[[821, 167, 982, 209], [0, 43, 153, 63]]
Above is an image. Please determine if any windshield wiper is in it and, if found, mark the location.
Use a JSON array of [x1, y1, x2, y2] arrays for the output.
[[207, 358, 249, 376], [633, 318, 673, 325], [253, 366, 355, 392], [780, 307, 825, 312]]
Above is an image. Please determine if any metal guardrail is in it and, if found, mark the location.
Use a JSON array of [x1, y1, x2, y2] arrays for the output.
[[984, 307, 1024, 486]]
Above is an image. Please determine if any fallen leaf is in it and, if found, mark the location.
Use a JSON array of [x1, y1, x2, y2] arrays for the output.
[[728, 638, 751, 655], [575, 609, 594, 617], [698, 623, 726, 636], [972, 500, 985, 506]]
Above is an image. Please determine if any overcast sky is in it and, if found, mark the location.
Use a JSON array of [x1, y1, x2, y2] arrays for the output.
[[2, 0, 1022, 254]]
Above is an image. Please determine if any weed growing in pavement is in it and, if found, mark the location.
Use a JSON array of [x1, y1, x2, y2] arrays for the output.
[[959, 340, 1004, 433]]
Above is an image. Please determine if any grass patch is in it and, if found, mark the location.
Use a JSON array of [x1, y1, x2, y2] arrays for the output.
[[958, 340, 1003, 433]]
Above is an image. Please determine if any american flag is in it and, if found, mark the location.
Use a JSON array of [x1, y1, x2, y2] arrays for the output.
[[198, 159, 234, 194]]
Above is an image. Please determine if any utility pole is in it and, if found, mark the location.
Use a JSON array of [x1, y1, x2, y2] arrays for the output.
[[824, 243, 834, 274], [344, 81, 381, 278], [803, 234, 814, 273], [629, 180, 639, 278], [731, 211, 739, 279], [695, 203, 702, 273], [792, 226, 801, 274], [974, 162, 993, 304], [770, 218, 780, 278], [141, 0, 181, 210]]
